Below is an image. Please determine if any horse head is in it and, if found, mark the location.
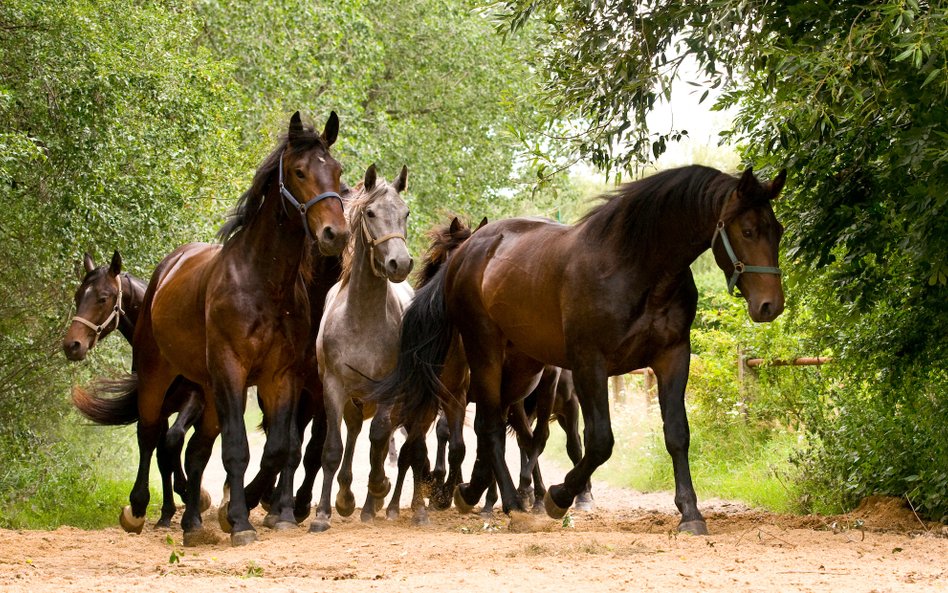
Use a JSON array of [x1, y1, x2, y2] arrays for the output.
[[712, 167, 787, 322], [63, 250, 125, 360], [353, 164, 413, 283], [281, 111, 349, 256]]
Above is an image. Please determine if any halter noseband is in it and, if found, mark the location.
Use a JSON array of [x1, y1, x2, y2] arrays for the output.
[[361, 215, 406, 279], [278, 150, 342, 241], [712, 219, 782, 296], [71, 273, 124, 347]]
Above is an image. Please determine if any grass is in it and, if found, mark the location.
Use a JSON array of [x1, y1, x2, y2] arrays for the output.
[[0, 393, 268, 530], [544, 395, 806, 514]]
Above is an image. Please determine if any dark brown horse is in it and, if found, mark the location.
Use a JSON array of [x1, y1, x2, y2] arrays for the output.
[[75, 112, 347, 546], [376, 165, 786, 534], [68, 251, 207, 528]]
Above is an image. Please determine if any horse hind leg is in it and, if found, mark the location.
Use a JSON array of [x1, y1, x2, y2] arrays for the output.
[[293, 403, 326, 523]]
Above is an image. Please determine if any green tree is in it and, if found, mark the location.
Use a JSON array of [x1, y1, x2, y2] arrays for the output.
[[498, 0, 948, 519]]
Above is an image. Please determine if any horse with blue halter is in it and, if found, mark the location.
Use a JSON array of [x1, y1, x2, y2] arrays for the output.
[[67, 251, 209, 529], [74, 112, 348, 546], [375, 165, 786, 533]]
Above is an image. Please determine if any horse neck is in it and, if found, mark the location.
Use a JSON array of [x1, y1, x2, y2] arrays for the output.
[[228, 182, 307, 302], [118, 273, 146, 341], [346, 230, 390, 314]]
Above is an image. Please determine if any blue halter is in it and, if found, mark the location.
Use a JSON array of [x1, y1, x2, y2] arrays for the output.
[[712, 219, 782, 296], [278, 150, 342, 241]]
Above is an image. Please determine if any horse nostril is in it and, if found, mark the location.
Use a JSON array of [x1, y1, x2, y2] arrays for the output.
[[387, 258, 398, 272], [760, 301, 773, 319], [322, 227, 336, 243], [407, 259, 414, 274]]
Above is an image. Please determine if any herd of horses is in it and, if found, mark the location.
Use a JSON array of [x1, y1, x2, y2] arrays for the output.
[[62, 111, 787, 547]]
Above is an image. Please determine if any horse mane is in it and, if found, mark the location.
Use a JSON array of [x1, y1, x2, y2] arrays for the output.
[[216, 122, 329, 243], [577, 165, 754, 264], [414, 215, 474, 289], [337, 178, 397, 287]]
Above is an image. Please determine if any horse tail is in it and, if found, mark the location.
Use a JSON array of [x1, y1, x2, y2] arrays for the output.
[[71, 374, 140, 426], [373, 264, 455, 435]]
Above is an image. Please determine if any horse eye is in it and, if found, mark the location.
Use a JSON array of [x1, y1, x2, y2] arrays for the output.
[[742, 229, 753, 238], [295, 169, 305, 179], [366, 210, 376, 218], [97, 296, 108, 304]]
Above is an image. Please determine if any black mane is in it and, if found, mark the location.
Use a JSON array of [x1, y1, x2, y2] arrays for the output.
[[216, 124, 329, 243], [577, 165, 741, 264]]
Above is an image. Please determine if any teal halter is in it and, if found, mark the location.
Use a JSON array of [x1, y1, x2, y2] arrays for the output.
[[712, 219, 782, 296]]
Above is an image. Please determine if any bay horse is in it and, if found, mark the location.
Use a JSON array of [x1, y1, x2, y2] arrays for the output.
[[76, 112, 348, 546], [67, 251, 207, 528], [376, 165, 786, 534], [310, 164, 414, 532]]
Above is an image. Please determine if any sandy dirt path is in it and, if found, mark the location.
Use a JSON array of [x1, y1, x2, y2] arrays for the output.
[[1, 410, 945, 592]]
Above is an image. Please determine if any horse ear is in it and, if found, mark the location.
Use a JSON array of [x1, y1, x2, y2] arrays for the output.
[[108, 250, 122, 276], [364, 164, 377, 191], [769, 169, 787, 200], [393, 165, 408, 193], [83, 252, 96, 273], [323, 111, 339, 148], [475, 217, 488, 231], [289, 111, 304, 139], [449, 217, 462, 234], [737, 167, 756, 197]]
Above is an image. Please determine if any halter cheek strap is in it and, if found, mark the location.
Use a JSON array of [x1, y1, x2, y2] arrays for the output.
[[71, 274, 124, 347], [278, 150, 342, 241], [361, 216, 406, 279], [712, 220, 782, 296]]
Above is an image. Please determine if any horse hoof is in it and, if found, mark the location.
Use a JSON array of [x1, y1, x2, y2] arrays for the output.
[[230, 529, 257, 547], [199, 488, 212, 513], [574, 494, 596, 512], [543, 490, 569, 520], [453, 485, 476, 514], [217, 502, 232, 534], [119, 506, 145, 534], [183, 528, 221, 547], [412, 509, 430, 526], [273, 520, 297, 531], [335, 491, 356, 517], [262, 513, 279, 529], [154, 516, 172, 530], [678, 519, 709, 535], [294, 505, 311, 524], [308, 520, 331, 533], [386, 508, 400, 521]]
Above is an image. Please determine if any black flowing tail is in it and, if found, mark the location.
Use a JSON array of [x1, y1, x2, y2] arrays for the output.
[[372, 265, 456, 436], [71, 374, 140, 425]]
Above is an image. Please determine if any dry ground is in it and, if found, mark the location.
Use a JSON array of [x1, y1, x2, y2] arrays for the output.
[[2, 414, 944, 592]]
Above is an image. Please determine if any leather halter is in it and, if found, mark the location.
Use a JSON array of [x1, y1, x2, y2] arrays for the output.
[[71, 274, 124, 347], [712, 220, 782, 296], [278, 150, 342, 241], [361, 215, 406, 279]]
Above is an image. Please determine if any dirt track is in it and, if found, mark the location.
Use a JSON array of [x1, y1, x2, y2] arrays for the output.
[[2, 416, 945, 592]]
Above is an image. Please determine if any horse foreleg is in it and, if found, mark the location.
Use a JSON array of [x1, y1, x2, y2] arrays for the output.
[[294, 398, 326, 522], [362, 404, 394, 522], [310, 378, 344, 533], [558, 394, 593, 511], [335, 398, 364, 517], [384, 428, 412, 521], [652, 343, 706, 534]]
